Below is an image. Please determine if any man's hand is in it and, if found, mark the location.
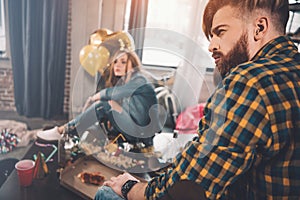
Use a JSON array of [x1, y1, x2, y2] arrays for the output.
[[104, 173, 139, 197]]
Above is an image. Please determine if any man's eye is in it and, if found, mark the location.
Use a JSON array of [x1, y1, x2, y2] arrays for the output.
[[217, 30, 225, 36], [122, 61, 127, 64]]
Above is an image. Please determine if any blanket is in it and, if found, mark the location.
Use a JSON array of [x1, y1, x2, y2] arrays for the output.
[[0, 120, 41, 147]]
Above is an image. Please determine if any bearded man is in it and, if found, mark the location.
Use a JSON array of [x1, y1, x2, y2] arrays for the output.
[[95, 0, 300, 199]]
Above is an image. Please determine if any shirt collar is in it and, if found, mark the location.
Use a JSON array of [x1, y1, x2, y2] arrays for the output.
[[251, 36, 297, 61]]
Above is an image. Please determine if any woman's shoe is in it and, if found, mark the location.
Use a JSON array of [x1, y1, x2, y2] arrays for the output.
[[37, 126, 62, 141]]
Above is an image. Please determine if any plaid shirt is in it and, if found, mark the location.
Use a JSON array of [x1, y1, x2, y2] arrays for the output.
[[145, 36, 300, 199]]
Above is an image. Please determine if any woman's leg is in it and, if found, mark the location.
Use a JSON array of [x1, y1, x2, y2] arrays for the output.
[[37, 101, 111, 141], [67, 101, 111, 135]]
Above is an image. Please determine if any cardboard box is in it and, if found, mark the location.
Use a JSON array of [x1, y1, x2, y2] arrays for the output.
[[60, 155, 121, 200]]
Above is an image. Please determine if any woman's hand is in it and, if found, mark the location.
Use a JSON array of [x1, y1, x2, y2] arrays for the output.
[[82, 96, 94, 112], [109, 100, 123, 113], [91, 93, 101, 102], [104, 173, 139, 198]]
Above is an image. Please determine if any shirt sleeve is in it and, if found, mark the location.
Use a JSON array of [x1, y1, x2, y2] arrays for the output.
[[99, 75, 147, 101], [145, 73, 271, 199]]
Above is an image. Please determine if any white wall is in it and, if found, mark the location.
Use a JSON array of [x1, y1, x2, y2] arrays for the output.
[[69, 0, 126, 119]]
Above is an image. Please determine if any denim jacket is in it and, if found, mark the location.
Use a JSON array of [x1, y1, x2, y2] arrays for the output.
[[99, 70, 161, 139]]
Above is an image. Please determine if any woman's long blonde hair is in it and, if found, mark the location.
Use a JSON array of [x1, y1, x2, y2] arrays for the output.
[[105, 50, 141, 88]]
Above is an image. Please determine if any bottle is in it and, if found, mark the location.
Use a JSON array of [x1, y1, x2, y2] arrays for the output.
[[58, 130, 67, 168], [58, 126, 74, 168]]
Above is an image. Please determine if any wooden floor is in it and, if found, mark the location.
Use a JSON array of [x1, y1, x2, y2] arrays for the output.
[[0, 110, 68, 130]]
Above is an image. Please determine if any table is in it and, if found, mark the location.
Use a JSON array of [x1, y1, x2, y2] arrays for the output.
[[0, 139, 83, 200]]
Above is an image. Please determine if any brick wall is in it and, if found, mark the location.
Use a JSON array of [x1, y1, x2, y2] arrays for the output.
[[63, 0, 72, 114], [0, 62, 71, 115], [0, 67, 16, 111], [0, 63, 71, 115]]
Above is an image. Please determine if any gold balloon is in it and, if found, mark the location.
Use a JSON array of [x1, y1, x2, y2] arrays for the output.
[[102, 31, 135, 52], [79, 29, 135, 76], [79, 45, 110, 76], [115, 31, 135, 51], [89, 29, 113, 46]]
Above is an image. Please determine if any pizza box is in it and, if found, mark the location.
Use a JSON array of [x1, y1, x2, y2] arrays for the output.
[[59, 155, 122, 200]]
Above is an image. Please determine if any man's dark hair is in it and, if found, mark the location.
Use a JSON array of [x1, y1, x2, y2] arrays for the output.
[[202, 0, 290, 40]]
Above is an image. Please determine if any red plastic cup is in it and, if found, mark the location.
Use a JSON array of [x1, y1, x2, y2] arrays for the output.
[[15, 159, 35, 187]]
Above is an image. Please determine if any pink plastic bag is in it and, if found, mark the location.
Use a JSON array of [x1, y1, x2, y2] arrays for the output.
[[175, 103, 206, 134]]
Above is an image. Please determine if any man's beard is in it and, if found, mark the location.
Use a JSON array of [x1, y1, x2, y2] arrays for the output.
[[215, 33, 250, 78]]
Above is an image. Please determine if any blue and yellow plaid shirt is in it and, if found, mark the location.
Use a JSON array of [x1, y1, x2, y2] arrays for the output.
[[145, 36, 300, 199]]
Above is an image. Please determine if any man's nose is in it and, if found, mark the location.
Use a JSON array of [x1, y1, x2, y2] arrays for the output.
[[208, 37, 219, 52]]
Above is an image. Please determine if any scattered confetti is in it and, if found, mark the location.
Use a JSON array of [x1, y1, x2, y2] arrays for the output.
[[0, 129, 20, 154]]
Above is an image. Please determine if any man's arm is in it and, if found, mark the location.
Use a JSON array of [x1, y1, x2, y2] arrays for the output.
[[104, 173, 147, 200], [127, 182, 148, 200], [144, 75, 268, 199]]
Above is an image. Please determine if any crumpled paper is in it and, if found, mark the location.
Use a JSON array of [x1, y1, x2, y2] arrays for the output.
[[0, 120, 41, 147]]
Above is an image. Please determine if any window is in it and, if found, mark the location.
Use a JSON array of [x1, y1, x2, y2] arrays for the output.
[[141, 0, 209, 67], [287, 0, 300, 48], [287, 0, 300, 33], [125, 0, 299, 66], [124, 0, 208, 67], [0, 0, 6, 55]]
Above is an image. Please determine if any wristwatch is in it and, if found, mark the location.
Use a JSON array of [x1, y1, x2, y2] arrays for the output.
[[121, 180, 138, 200]]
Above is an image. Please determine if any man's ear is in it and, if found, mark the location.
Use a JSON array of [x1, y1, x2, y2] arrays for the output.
[[254, 17, 268, 41]]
